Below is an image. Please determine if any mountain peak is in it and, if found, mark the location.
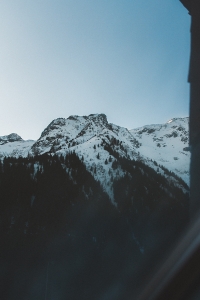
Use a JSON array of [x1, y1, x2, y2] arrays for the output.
[[0, 133, 23, 144], [130, 116, 190, 185], [166, 117, 189, 124], [39, 114, 108, 140], [67, 113, 108, 124], [88, 113, 107, 123]]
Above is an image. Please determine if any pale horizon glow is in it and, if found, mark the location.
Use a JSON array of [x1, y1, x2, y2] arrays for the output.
[[0, 1, 190, 140]]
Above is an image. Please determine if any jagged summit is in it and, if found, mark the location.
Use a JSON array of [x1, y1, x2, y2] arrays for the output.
[[130, 117, 190, 185], [31, 113, 135, 156], [0, 133, 34, 159], [132, 117, 188, 132], [67, 113, 107, 123], [0, 133, 23, 144], [40, 114, 108, 139], [166, 117, 189, 124]]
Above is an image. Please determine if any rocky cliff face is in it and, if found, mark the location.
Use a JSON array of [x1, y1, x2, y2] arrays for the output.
[[130, 117, 190, 185]]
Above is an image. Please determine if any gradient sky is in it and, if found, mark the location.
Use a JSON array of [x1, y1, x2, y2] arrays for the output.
[[0, 0, 190, 140]]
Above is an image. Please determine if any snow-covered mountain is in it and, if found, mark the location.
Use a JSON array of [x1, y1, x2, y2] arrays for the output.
[[0, 115, 190, 300], [0, 114, 190, 199], [0, 133, 34, 159], [30, 114, 141, 200], [30, 113, 139, 156], [130, 117, 190, 186]]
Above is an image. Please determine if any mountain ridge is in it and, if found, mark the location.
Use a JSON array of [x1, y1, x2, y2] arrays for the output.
[[130, 117, 190, 185], [0, 114, 190, 200]]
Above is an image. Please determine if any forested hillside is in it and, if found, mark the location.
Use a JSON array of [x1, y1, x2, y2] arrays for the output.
[[0, 152, 189, 299]]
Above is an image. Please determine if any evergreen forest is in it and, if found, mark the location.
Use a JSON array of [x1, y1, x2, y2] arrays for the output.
[[0, 153, 189, 300]]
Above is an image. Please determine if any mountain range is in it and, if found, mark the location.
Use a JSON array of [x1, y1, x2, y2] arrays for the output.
[[0, 114, 190, 201], [0, 113, 190, 299]]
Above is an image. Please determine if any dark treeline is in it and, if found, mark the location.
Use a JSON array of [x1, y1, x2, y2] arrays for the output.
[[0, 152, 189, 300], [113, 155, 189, 248], [0, 152, 109, 237]]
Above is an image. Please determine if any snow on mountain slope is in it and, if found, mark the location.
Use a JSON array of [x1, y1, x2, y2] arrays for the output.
[[130, 117, 190, 185], [0, 115, 190, 199], [0, 133, 35, 159], [30, 114, 140, 201], [30, 114, 139, 155]]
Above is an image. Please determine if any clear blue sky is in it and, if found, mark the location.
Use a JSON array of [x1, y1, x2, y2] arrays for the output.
[[0, 0, 190, 140]]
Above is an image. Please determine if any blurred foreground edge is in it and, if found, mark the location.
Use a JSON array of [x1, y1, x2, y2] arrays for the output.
[[138, 1, 200, 299], [137, 215, 200, 300]]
